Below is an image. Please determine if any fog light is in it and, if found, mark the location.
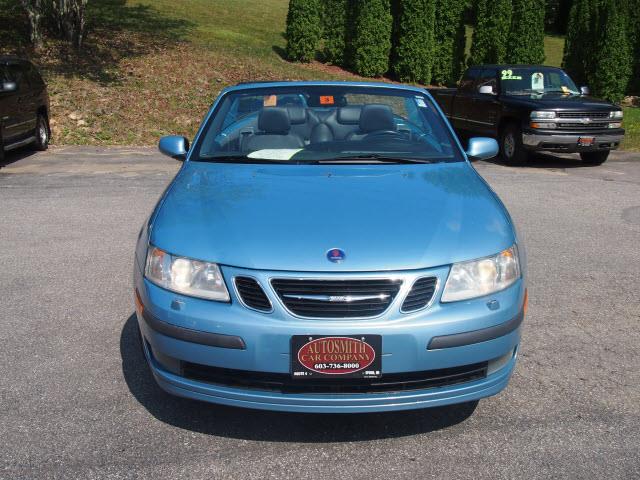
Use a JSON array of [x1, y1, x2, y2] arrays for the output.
[[487, 347, 516, 375]]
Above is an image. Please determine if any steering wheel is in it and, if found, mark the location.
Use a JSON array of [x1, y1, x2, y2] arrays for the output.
[[362, 130, 405, 141]]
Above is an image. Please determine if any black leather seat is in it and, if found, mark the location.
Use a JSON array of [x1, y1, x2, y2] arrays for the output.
[[346, 104, 397, 140], [244, 108, 304, 151], [286, 106, 319, 143]]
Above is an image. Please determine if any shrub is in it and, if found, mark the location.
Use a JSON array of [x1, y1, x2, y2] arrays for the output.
[[390, 0, 436, 83], [506, 0, 545, 64], [351, 0, 393, 77], [591, 0, 633, 103], [468, 0, 512, 65], [285, 0, 322, 62], [322, 0, 350, 66], [562, 0, 598, 86], [431, 0, 466, 86]]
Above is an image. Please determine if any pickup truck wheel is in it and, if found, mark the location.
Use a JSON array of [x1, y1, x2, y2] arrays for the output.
[[500, 124, 528, 166], [33, 114, 50, 151], [580, 151, 609, 165]]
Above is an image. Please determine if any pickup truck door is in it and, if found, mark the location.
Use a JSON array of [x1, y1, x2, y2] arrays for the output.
[[466, 69, 501, 137], [0, 63, 22, 144], [449, 67, 481, 132], [4, 62, 36, 141]]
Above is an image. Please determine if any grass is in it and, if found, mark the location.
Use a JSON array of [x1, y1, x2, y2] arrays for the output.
[[0, 0, 637, 149], [623, 107, 640, 150]]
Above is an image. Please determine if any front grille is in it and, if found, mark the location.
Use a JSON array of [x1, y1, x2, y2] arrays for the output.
[[234, 276, 272, 312], [182, 361, 488, 394], [557, 111, 609, 119], [557, 122, 609, 130], [402, 277, 438, 312], [271, 278, 402, 318]]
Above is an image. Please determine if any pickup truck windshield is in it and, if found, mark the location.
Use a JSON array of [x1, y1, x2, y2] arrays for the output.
[[500, 68, 580, 95], [191, 86, 463, 164]]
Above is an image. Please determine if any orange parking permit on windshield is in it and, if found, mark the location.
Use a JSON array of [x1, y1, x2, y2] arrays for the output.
[[320, 95, 334, 105]]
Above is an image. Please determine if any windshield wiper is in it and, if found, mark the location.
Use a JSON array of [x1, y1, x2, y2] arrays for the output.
[[197, 155, 288, 164], [317, 154, 432, 164]]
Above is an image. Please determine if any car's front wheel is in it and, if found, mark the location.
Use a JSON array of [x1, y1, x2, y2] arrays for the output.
[[580, 151, 609, 166], [500, 124, 528, 166], [33, 114, 50, 151]]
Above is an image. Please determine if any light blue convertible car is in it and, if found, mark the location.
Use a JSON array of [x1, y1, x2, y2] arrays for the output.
[[133, 81, 527, 413]]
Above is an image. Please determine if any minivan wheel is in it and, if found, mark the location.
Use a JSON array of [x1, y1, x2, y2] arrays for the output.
[[34, 114, 50, 151], [580, 151, 609, 165], [500, 124, 528, 166]]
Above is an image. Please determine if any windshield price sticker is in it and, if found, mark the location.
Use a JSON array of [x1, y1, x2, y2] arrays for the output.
[[531, 72, 544, 91], [501, 69, 522, 80], [415, 96, 427, 108]]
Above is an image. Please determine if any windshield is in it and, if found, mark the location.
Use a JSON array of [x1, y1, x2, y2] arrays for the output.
[[500, 68, 580, 95], [190, 85, 463, 164]]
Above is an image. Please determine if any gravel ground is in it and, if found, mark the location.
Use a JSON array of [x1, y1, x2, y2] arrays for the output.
[[1, 147, 639, 479]]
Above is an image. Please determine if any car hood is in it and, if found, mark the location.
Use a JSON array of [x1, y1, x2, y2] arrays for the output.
[[502, 93, 618, 111], [150, 162, 515, 272]]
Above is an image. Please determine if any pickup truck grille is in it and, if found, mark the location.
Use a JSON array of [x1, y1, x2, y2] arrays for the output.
[[557, 111, 609, 119], [557, 122, 610, 130], [271, 278, 402, 318]]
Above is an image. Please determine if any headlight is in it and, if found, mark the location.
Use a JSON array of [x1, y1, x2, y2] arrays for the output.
[[145, 246, 230, 302], [608, 122, 622, 129], [442, 246, 520, 302], [609, 110, 623, 119], [530, 111, 556, 119], [530, 122, 556, 129]]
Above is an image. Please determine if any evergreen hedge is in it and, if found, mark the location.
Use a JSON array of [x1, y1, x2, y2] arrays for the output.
[[391, 0, 436, 83], [562, 0, 598, 86], [468, 0, 512, 65], [431, 0, 466, 86], [322, 0, 350, 66], [285, 0, 322, 62], [507, 0, 545, 64], [351, 0, 393, 77], [591, 0, 632, 102]]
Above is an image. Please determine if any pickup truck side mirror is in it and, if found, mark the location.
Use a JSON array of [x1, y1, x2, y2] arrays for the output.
[[466, 137, 499, 161], [159, 135, 189, 161], [0, 81, 17, 93], [478, 85, 495, 95], [580, 86, 590, 95]]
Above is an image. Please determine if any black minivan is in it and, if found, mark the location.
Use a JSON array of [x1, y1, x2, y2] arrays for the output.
[[0, 56, 50, 160]]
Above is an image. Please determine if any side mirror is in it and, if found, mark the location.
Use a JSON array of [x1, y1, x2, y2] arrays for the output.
[[0, 81, 17, 93], [478, 85, 495, 95], [466, 137, 499, 161], [580, 86, 590, 95], [159, 135, 189, 161]]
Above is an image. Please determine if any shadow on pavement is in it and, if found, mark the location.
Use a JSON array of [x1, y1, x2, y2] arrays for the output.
[[120, 313, 478, 442], [483, 152, 601, 169], [0, 148, 38, 169]]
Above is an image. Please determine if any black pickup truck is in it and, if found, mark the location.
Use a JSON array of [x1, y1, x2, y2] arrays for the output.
[[429, 65, 624, 165]]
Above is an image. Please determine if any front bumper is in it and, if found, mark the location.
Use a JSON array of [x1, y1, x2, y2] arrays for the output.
[[134, 264, 525, 413], [522, 129, 624, 152]]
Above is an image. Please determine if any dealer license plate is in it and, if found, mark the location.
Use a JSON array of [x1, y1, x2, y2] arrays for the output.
[[291, 335, 382, 379], [578, 136, 595, 147]]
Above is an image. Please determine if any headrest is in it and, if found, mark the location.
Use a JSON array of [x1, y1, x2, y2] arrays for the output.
[[359, 104, 396, 133], [258, 107, 291, 134], [286, 106, 307, 125], [337, 106, 362, 125]]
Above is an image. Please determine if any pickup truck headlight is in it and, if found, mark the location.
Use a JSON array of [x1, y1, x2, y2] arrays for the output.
[[608, 122, 622, 129], [530, 111, 557, 119], [609, 111, 623, 119], [145, 246, 230, 301], [442, 246, 520, 302]]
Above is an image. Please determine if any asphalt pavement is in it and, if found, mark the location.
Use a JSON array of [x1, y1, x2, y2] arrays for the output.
[[1, 147, 639, 479]]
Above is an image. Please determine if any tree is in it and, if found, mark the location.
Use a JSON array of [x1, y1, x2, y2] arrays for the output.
[[351, 0, 393, 77], [545, 0, 573, 34], [285, 0, 322, 62], [322, 0, 351, 66], [20, 0, 45, 49], [390, 0, 436, 83], [468, 0, 512, 65], [591, 0, 632, 102], [506, 0, 545, 64], [562, 0, 598, 86], [431, 0, 466, 86]]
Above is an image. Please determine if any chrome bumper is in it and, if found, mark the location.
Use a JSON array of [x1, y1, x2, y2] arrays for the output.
[[522, 132, 624, 152]]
